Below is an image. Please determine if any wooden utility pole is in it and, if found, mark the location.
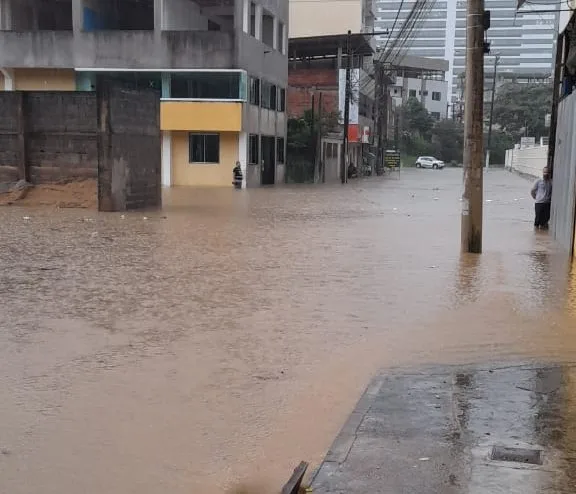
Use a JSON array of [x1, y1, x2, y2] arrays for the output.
[[485, 54, 500, 169], [315, 92, 323, 183], [341, 30, 352, 184], [461, 0, 485, 254]]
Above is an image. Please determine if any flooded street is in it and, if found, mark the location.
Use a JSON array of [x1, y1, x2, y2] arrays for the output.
[[2, 168, 576, 493]]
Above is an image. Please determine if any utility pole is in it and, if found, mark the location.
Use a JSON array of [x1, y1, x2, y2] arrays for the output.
[[341, 30, 352, 184], [461, 0, 486, 254], [315, 92, 323, 183], [485, 54, 500, 169]]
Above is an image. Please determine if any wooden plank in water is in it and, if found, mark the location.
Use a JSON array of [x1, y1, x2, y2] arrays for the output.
[[281, 461, 308, 494]]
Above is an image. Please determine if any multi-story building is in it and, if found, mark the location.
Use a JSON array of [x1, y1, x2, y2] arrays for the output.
[[387, 54, 449, 120], [289, 0, 378, 176], [288, 34, 380, 181], [0, 0, 288, 188], [374, 0, 559, 103], [289, 0, 375, 37]]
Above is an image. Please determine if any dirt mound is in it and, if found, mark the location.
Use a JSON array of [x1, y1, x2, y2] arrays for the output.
[[0, 180, 97, 209]]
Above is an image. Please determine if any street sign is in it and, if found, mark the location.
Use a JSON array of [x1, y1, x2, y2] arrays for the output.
[[384, 149, 401, 168]]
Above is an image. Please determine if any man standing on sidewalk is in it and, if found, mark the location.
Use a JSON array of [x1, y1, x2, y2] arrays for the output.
[[531, 166, 552, 230]]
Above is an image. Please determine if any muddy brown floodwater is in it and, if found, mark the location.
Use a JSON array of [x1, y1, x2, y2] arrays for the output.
[[2, 169, 576, 494]]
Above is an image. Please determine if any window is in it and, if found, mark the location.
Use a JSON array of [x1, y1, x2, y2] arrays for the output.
[[249, 2, 257, 37], [249, 134, 259, 164], [432, 91, 441, 101], [277, 87, 286, 111], [431, 112, 441, 120], [208, 20, 221, 31], [189, 134, 220, 163], [270, 84, 277, 109], [250, 77, 260, 105], [277, 137, 285, 163], [262, 10, 274, 47], [420, 90, 429, 96], [409, 89, 417, 98], [171, 72, 241, 99], [277, 21, 285, 53]]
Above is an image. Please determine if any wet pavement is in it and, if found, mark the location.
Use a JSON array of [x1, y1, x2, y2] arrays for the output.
[[1, 168, 576, 493], [311, 363, 576, 493]]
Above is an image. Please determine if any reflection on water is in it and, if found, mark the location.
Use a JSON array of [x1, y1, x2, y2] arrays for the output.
[[1, 170, 576, 493]]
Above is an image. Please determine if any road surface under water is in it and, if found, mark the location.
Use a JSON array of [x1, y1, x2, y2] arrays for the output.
[[1, 169, 576, 493]]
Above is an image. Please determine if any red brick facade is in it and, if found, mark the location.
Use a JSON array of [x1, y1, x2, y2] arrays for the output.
[[287, 67, 339, 119]]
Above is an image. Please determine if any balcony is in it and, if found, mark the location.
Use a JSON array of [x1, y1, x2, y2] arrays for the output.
[[0, 30, 234, 69]]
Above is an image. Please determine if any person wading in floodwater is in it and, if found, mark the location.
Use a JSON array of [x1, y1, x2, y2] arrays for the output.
[[531, 166, 552, 230], [233, 161, 243, 189]]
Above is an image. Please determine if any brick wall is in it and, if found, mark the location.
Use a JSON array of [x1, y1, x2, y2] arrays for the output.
[[287, 87, 338, 119], [288, 67, 339, 119]]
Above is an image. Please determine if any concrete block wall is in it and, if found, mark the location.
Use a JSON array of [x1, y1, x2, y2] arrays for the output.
[[0, 91, 98, 183], [0, 87, 161, 211], [98, 86, 161, 211], [505, 145, 548, 179], [26, 92, 98, 182], [0, 92, 21, 182]]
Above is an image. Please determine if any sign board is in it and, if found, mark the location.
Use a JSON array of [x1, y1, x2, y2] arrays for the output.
[[361, 126, 371, 143], [384, 149, 401, 168], [520, 137, 536, 148], [338, 68, 359, 125]]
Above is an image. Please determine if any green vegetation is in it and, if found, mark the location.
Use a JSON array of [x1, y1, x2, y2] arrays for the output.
[[286, 109, 340, 183], [492, 83, 552, 139], [398, 82, 552, 165]]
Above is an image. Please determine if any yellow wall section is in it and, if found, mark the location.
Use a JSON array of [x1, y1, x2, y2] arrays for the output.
[[161, 102, 242, 132], [0, 72, 4, 90], [172, 131, 239, 187], [14, 69, 76, 90]]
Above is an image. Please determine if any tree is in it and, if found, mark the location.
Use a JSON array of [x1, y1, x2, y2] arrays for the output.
[[491, 83, 552, 139], [431, 119, 464, 163], [401, 97, 435, 138], [287, 109, 340, 154], [286, 108, 340, 183]]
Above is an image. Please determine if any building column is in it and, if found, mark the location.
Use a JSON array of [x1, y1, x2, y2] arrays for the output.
[[161, 131, 172, 187], [272, 17, 278, 50], [238, 131, 248, 189], [0, 0, 13, 30], [72, 0, 83, 32], [154, 0, 164, 31], [0, 68, 14, 90], [255, 3, 262, 40], [241, 0, 249, 33]]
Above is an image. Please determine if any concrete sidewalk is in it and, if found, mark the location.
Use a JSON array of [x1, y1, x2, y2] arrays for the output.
[[311, 363, 576, 493]]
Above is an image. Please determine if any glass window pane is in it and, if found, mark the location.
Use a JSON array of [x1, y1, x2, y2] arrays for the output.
[[189, 135, 204, 162], [205, 134, 220, 163]]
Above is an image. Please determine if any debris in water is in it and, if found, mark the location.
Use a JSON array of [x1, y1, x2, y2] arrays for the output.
[[23, 216, 31, 220], [419, 457, 430, 461], [143, 216, 149, 221]]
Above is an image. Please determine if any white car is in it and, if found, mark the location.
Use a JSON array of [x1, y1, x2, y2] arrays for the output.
[[415, 156, 445, 169]]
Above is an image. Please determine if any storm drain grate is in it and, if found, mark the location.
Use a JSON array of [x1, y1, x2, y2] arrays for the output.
[[490, 446, 542, 465]]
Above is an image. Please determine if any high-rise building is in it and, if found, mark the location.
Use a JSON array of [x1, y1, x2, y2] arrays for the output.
[[374, 0, 559, 103], [0, 0, 288, 188]]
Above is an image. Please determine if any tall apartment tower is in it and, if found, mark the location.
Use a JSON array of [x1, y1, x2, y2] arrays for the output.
[[374, 0, 559, 102], [0, 0, 289, 188]]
